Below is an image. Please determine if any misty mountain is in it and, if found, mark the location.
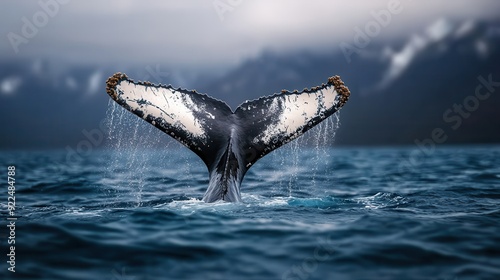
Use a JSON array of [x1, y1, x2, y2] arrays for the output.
[[0, 19, 499, 149], [196, 19, 500, 145]]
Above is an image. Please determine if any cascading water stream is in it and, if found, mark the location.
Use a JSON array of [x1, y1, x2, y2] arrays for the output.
[[270, 111, 341, 197], [104, 101, 175, 206]]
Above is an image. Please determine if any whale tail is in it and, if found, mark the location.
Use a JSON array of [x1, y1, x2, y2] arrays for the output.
[[106, 73, 350, 202]]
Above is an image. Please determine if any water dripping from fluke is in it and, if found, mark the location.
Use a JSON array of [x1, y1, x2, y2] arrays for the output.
[[269, 111, 341, 198]]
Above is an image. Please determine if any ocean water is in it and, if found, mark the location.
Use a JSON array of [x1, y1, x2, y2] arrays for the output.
[[2, 103, 500, 280], [1, 143, 499, 280]]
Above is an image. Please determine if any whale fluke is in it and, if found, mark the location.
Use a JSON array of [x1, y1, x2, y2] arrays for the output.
[[106, 73, 350, 202]]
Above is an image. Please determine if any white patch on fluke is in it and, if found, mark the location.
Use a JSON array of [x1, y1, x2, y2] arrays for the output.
[[116, 80, 206, 139], [255, 85, 339, 144]]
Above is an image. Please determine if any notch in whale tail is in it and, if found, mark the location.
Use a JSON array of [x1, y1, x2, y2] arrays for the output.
[[106, 73, 350, 202]]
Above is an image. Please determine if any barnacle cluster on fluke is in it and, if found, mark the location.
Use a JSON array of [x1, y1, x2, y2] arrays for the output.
[[105, 72, 128, 100]]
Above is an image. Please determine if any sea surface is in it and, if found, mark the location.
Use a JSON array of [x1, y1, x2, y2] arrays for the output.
[[1, 143, 499, 280]]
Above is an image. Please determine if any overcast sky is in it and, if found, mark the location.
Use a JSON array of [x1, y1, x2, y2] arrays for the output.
[[1, 0, 500, 70]]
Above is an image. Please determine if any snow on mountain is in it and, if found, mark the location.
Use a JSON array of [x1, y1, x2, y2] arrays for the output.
[[425, 18, 454, 42], [378, 18, 455, 88], [0, 76, 22, 95], [378, 34, 428, 88], [65, 76, 78, 90], [376, 18, 497, 90], [454, 20, 476, 38], [86, 71, 103, 95]]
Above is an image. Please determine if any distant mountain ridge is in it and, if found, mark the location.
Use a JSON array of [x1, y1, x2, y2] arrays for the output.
[[195, 18, 500, 145], [1, 19, 499, 149]]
